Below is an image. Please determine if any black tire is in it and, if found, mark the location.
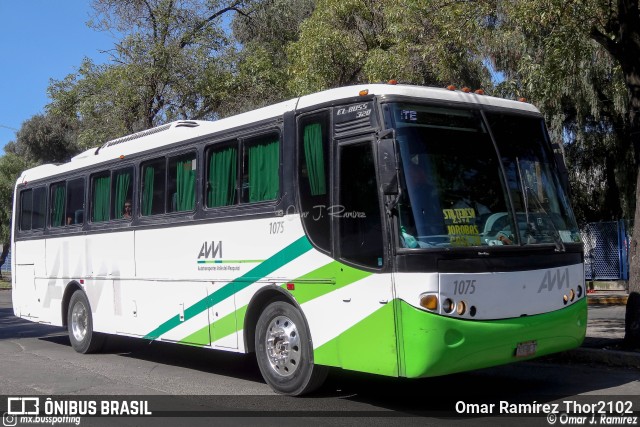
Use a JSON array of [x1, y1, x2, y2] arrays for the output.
[[255, 301, 328, 395], [67, 290, 105, 354]]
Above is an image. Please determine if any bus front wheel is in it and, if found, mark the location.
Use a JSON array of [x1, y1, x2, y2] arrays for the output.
[[255, 301, 328, 395], [67, 290, 105, 354]]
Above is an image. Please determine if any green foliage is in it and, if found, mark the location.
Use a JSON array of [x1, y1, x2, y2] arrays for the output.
[[0, 153, 31, 246], [287, 0, 491, 95]]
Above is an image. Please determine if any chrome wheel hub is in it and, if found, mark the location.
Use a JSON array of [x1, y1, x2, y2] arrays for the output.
[[265, 315, 300, 377], [71, 301, 88, 342]]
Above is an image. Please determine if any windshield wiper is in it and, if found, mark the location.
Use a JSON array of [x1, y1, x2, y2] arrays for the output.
[[524, 186, 566, 252], [516, 157, 565, 252]]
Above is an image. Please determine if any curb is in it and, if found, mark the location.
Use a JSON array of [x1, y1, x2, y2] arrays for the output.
[[587, 294, 628, 305], [552, 347, 640, 370]]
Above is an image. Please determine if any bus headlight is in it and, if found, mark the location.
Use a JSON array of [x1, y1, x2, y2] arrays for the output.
[[442, 298, 454, 314]]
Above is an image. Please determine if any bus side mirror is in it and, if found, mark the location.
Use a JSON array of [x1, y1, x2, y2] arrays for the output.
[[377, 134, 399, 195], [552, 143, 572, 198]]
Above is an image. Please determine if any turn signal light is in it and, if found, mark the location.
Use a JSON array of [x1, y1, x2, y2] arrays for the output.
[[457, 300, 467, 315], [359, 89, 369, 96], [420, 294, 438, 311]]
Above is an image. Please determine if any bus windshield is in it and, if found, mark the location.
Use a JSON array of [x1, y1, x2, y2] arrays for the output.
[[390, 103, 580, 249]]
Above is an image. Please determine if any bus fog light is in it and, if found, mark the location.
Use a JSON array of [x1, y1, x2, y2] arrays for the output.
[[419, 294, 438, 311], [456, 301, 466, 315], [577, 285, 583, 298], [442, 298, 454, 314], [562, 295, 568, 304], [469, 306, 477, 317], [569, 289, 575, 301]]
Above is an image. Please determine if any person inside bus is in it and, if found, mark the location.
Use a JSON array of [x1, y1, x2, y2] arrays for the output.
[[122, 200, 132, 220]]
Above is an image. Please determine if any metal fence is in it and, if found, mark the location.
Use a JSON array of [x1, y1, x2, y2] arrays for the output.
[[581, 220, 630, 281]]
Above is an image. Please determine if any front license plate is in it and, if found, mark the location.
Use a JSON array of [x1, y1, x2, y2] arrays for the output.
[[515, 340, 537, 357]]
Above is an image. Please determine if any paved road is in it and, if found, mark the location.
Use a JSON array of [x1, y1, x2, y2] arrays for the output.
[[1, 290, 638, 426]]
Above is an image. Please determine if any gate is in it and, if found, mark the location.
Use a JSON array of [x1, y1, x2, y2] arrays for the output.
[[581, 220, 630, 281]]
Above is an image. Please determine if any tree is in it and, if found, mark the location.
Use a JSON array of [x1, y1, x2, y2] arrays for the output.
[[0, 152, 32, 273], [453, 0, 640, 347], [48, 0, 252, 146], [223, 0, 316, 113], [286, 0, 490, 95]]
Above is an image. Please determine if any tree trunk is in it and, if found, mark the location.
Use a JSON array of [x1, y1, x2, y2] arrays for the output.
[[0, 244, 8, 279], [623, 67, 640, 349]]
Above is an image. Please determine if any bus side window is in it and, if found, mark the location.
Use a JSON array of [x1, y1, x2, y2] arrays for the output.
[[141, 158, 166, 216], [32, 187, 46, 229], [206, 143, 238, 208], [50, 182, 66, 228], [168, 153, 196, 212], [298, 113, 330, 253], [19, 189, 33, 231], [66, 178, 85, 226], [241, 134, 280, 203], [91, 172, 111, 223], [111, 167, 133, 220]]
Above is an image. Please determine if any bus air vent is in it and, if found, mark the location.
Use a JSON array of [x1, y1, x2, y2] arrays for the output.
[[175, 121, 200, 128], [334, 117, 374, 138], [100, 124, 172, 150]]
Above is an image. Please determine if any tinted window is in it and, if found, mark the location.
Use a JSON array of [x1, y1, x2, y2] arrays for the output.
[[19, 189, 33, 231], [168, 153, 196, 212], [338, 142, 384, 268], [206, 143, 238, 208], [141, 159, 166, 216], [242, 134, 280, 203], [112, 167, 133, 220]]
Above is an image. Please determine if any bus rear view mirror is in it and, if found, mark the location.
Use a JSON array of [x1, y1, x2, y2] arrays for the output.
[[377, 134, 399, 195]]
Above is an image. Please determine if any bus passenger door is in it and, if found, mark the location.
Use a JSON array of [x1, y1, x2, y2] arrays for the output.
[[321, 138, 397, 376]]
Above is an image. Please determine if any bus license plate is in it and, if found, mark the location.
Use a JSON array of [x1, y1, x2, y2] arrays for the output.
[[515, 341, 537, 357]]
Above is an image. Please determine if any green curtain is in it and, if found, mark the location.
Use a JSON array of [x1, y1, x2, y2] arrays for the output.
[[142, 165, 155, 216], [114, 170, 131, 218], [51, 185, 65, 227], [303, 123, 326, 196], [176, 158, 195, 211], [93, 176, 110, 222], [248, 140, 279, 202], [208, 147, 237, 207]]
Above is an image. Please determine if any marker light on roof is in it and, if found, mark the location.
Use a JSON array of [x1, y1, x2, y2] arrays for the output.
[[518, 97, 527, 102], [474, 89, 485, 95], [388, 79, 398, 85], [461, 87, 471, 93], [447, 85, 456, 91], [119, 155, 125, 159], [359, 89, 369, 96]]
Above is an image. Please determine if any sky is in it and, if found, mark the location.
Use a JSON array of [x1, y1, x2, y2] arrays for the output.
[[0, 1, 116, 154]]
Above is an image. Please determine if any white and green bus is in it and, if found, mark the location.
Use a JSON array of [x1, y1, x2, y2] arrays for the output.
[[12, 84, 586, 395]]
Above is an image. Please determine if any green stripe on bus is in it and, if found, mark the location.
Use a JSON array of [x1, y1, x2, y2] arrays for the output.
[[281, 261, 372, 305], [178, 261, 371, 345], [180, 305, 249, 346], [197, 260, 265, 264], [144, 236, 313, 340], [314, 302, 398, 377]]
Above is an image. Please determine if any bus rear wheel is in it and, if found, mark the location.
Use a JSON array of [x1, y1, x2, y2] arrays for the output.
[[255, 301, 328, 395], [67, 290, 105, 354]]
